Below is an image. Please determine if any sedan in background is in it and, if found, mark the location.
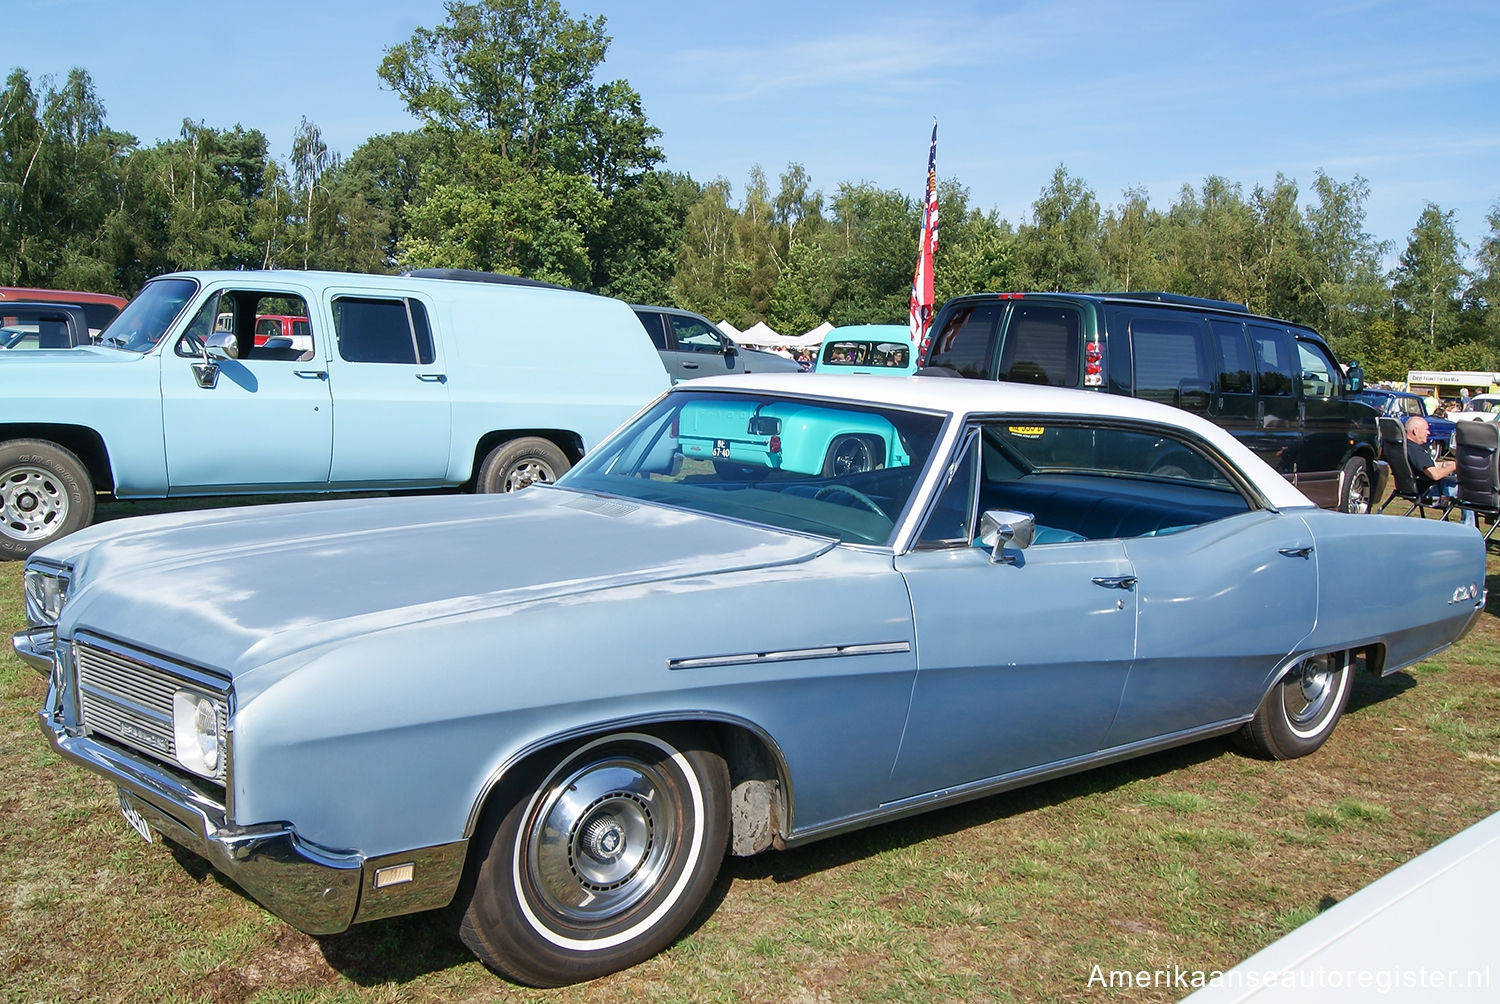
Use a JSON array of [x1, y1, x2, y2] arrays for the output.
[[18, 375, 1484, 987], [633, 304, 801, 382]]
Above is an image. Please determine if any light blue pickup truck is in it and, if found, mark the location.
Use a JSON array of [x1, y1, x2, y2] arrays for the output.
[[0, 269, 670, 557]]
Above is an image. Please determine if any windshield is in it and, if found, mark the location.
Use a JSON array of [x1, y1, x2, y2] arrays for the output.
[[559, 390, 947, 545], [99, 278, 198, 352]]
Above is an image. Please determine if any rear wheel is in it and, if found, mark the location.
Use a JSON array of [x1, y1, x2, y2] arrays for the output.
[[1235, 652, 1353, 759], [476, 438, 569, 493], [0, 439, 95, 559], [454, 729, 730, 986], [822, 435, 879, 477], [1338, 457, 1372, 514]]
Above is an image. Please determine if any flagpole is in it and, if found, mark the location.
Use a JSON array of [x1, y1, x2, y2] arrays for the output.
[[908, 119, 939, 353]]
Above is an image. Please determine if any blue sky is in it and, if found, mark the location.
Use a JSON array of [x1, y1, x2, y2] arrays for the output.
[[11, 0, 1499, 267]]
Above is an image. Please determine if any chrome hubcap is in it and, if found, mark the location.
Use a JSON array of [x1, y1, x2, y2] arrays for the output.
[[505, 459, 555, 491], [1282, 655, 1335, 727], [1, 466, 67, 541], [526, 756, 676, 923]]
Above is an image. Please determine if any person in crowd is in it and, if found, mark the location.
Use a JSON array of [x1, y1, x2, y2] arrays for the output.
[[1406, 416, 1475, 525]]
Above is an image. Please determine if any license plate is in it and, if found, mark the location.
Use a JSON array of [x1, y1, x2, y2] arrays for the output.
[[118, 790, 152, 844], [712, 438, 731, 459]]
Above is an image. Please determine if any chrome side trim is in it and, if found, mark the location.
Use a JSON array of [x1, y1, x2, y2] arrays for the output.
[[11, 626, 54, 675], [668, 641, 910, 672], [781, 716, 1251, 848]]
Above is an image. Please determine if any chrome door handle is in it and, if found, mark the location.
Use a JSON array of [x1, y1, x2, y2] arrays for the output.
[[1278, 546, 1314, 559], [293, 370, 328, 380], [417, 373, 447, 383], [1092, 575, 1137, 590]]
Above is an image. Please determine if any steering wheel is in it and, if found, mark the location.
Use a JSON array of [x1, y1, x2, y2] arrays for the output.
[[813, 484, 889, 519]]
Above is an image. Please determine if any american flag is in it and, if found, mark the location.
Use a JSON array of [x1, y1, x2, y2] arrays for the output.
[[908, 121, 939, 347]]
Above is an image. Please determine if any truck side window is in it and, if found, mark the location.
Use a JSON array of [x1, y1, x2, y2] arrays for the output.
[[1208, 319, 1254, 393], [671, 316, 722, 353], [1127, 313, 1212, 407], [928, 303, 1002, 377], [334, 297, 435, 365], [997, 304, 1079, 387], [1248, 324, 1295, 396], [1296, 339, 1339, 398]]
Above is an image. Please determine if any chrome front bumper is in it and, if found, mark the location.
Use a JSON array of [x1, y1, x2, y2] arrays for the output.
[[35, 668, 477, 935]]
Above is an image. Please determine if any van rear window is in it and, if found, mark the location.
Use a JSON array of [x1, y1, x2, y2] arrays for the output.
[[996, 305, 1079, 387]]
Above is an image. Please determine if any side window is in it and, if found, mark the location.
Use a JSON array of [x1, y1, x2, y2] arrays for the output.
[[1295, 338, 1338, 399], [333, 297, 434, 364], [634, 311, 669, 350], [1127, 312, 1212, 408], [174, 290, 313, 360], [998, 304, 1080, 387], [928, 303, 1003, 377], [1248, 324, 1296, 396], [670, 316, 722, 353], [916, 433, 980, 546], [1209, 319, 1254, 393]]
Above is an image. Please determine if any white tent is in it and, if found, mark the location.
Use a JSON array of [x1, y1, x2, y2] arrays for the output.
[[717, 320, 741, 338], [801, 320, 834, 343], [735, 321, 785, 347]]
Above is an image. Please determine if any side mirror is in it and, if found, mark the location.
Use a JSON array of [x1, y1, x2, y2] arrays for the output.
[[203, 330, 239, 360], [1343, 360, 1365, 393], [723, 339, 738, 358], [978, 509, 1035, 565]]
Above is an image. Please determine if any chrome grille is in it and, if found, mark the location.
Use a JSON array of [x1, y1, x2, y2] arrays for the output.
[[74, 636, 229, 774]]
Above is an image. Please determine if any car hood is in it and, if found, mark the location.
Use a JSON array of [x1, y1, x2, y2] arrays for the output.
[[55, 488, 837, 679]]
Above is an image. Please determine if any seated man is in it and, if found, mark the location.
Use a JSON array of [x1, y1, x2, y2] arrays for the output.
[[1406, 416, 1475, 526]]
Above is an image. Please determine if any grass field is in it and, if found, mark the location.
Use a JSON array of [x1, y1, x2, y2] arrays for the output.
[[2, 499, 1497, 1003]]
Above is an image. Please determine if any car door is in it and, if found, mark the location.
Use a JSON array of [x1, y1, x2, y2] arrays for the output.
[[887, 428, 1138, 802], [1102, 510, 1317, 746], [160, 284, 334, 490], [668, 314, 742, 379], [324, 291, 451, 484]]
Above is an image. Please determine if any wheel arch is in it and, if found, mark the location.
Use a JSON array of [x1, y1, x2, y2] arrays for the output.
[[463, 712, 794, 859], [0, 422, 115, 493], [1251, 643, 1381, 708], [465, 429, 584, 487]]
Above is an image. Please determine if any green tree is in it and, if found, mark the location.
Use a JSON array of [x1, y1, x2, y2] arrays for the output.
[[1391, 203, 1468, 348], [1016, 165, 1103, 290], [825, 181, 917, 324], [0, 69, 48, 284], [377, 0, 659, 183], [1303, 172, 1389, 352]]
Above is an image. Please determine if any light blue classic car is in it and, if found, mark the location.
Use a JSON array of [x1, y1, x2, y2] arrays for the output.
[[17, 374, 1485, 986]]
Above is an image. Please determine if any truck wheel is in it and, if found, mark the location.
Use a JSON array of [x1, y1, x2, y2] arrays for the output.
[[1338, 457, 1372, 514], [0, 439, 95, 559], [454, 729, 730, 986], [477, 438, 570, 493]]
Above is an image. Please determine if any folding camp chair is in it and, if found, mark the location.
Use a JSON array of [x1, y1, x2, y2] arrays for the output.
[[1376, 417, 1453, 519], [1452, 420, 1500, 547]]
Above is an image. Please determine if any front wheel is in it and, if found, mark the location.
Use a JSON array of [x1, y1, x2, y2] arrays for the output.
[[476, 438, 570, 493], [1338, 457, 1372, 514], [455, 730, 730, 986], [0, 439, 95, 559], [1235, 652, 1353, 760]]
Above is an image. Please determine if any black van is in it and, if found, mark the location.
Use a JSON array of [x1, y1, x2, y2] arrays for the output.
[[918, 292, 1383, 512]]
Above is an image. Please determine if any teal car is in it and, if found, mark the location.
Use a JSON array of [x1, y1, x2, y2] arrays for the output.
[[814, 324, 917, 375], [678, 395, 910, 478]]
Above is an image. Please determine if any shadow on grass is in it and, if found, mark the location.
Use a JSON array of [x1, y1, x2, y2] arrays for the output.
[[726, 736, 1235, 888], [1347, 669, 1417, 716]]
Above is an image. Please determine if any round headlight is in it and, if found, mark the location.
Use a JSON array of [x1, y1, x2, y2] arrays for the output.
[[172, 690, 221, 777]]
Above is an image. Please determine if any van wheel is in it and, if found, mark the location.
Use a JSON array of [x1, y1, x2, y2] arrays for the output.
[[477, 438, 570, 493], [1234, 652, 1352, 759], [454, 730, 730, 986], [1338, 457, 1372, 514], [0, 439, 95, 559]]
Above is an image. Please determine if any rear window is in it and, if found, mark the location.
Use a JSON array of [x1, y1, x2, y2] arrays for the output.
[[333, 297, 435, 364], [927, 303, 1003, 377], [996, 304, 1079, 387], [821, 340, 911, 368]]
